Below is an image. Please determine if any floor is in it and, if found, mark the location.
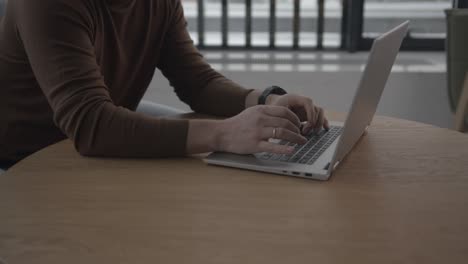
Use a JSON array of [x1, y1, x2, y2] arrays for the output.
[[143, 51, 453, 129]]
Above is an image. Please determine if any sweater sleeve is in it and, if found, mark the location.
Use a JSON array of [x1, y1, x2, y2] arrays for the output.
[[157, 0, 254, 117], [14, 0, 189, 158]]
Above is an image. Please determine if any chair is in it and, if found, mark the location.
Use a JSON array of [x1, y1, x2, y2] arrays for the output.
[[0, 1, 5, 17], [455, 72, 468, 132], [0, 0, 4, 174]]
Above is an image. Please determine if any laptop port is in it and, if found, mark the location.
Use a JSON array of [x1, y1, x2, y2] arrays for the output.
[[305, 173, 313, 177], [292, 171, 300, 175]]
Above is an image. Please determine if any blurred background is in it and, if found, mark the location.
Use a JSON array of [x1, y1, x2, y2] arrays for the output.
[[145, 0, 462, 129], [1, 0, 467, 129], [181, 0, 449, 49]]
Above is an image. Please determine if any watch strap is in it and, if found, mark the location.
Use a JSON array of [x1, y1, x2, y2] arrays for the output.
[[258, 86, 287, 105]]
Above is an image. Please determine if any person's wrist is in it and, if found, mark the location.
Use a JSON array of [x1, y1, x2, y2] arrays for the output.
[[265, 94, 281, 105], [212, 119, 229, 152]]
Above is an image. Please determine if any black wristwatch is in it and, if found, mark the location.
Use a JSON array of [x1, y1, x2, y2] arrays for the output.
[[258, 86, 287, 105]]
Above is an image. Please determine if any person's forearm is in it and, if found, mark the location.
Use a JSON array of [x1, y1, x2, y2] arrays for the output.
[[245, 89, 261, 108], [186, 119, 224, 154], [244, 89, 280, 108]]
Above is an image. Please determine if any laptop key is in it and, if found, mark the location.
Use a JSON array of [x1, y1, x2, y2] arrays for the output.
[[289, 155, 302, 163], [270, 154, 283, 161], [260, 153, 272, 159]]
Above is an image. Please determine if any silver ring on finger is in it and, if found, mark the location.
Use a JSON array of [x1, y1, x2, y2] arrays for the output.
[[272, 127, 277, 139]]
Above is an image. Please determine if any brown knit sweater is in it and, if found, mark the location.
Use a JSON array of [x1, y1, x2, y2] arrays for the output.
[[0, 0, 251, 166]]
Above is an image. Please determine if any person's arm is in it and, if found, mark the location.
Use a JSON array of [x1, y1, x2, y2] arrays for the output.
[[157, 0, 254, 118], [156, 0, 326, 155], [15, 0, 188, 158], [244, 89, 280, 108]]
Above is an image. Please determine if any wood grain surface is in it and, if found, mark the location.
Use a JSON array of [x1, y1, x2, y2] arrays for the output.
[[1, 113, 468, 264]]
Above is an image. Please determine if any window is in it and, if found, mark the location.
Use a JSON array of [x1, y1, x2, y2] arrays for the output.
[[364, 0, 451, 39], [183, 0, 455, 51]]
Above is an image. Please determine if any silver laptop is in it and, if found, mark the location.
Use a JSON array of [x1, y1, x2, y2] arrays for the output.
[[204, 21, 409, 181]]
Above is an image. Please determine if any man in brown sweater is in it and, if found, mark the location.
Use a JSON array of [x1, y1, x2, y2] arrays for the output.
[[0, 0, 328, 170]]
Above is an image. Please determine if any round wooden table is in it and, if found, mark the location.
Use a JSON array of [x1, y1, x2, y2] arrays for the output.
[[1, 113, 468, 264]]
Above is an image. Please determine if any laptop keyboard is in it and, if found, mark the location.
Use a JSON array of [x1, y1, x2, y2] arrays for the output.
[[259, 126, 343, 165]]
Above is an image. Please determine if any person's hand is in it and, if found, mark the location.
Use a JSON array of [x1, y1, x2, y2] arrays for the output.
[[216, 105, 308, 155], [267, 94, 330, 134]]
